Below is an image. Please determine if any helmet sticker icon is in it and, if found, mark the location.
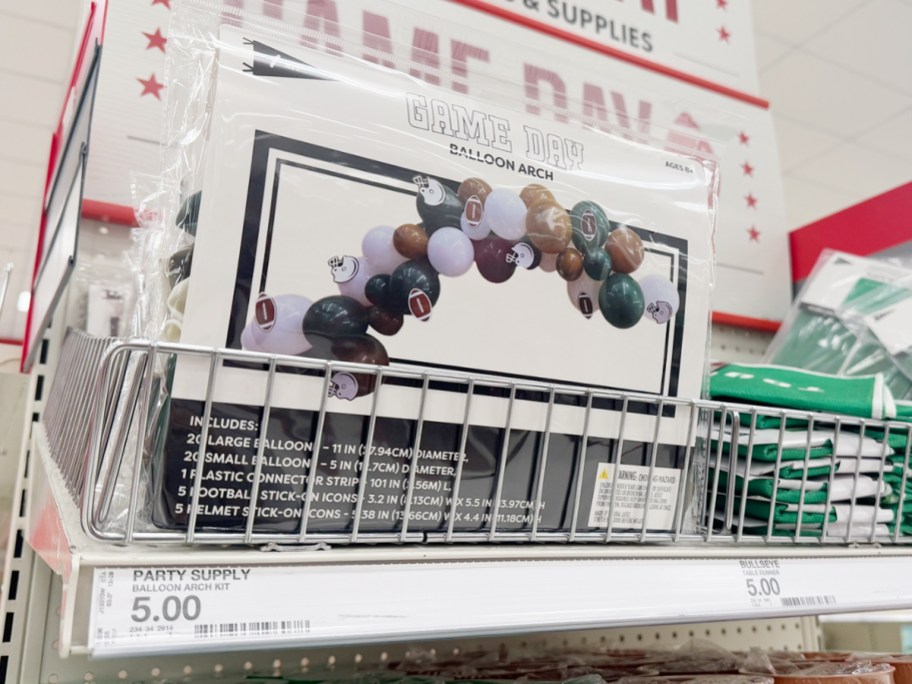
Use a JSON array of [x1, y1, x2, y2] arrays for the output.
[[506, 242, 536, 269], [413, 175, 446, 206], [328, 255, 360, 283], [646, 300, 674, 324], [328, 372, 359, 401]]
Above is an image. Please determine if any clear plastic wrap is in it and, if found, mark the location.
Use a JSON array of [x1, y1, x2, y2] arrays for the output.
[[112, 0, 722, 540], [765, 251, 912, 402], [64, 251, 137, 338], [741, 660, 894, 684], [618, 677, 772, 684]]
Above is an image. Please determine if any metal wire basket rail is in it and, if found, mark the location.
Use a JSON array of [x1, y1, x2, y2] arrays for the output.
[[43, 330, 912, 547]]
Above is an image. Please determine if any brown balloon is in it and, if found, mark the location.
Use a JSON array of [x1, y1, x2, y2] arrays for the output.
[[331, 334, 390, 366], [393, 223, 429, 259], [556, 247, 584, 281], [525, 200, 572, 254], [520, 183, 555, 208], [368, 307, 404, 336], [457, 177, 492, 205], [605, 227, 645, 273], [329, 334, 390, 397]]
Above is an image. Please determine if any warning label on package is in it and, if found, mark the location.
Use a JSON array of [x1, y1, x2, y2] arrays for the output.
[[588, 463, 680, 531]]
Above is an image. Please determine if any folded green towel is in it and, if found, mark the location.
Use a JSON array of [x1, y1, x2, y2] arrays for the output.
[[713, 440, 834, 462], [710, 363, 893, 419], [715, 496, 836, 525], [720, 515, 890, 538], [720, 455, 891, 480], [888, 519, 912, 536], [713, 471, 885, 504]]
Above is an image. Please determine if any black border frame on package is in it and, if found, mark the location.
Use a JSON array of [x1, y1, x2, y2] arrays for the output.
[[227, 131, 691, 405]]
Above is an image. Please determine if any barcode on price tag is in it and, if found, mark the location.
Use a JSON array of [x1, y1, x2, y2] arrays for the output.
[[780, 595, 837, 607], [194, 619, 309, 639], [89, 567, 315, 655]]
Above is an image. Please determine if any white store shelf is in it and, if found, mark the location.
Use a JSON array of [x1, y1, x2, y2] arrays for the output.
[[23, 421, 912, 660]]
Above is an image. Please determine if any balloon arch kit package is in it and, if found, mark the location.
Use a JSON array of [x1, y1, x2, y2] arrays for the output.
[[137, 3, 718, 539]]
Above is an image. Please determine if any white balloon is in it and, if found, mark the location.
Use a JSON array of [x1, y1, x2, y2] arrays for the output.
[[427, 227, 475, 277], [460, 208, 491, 241], [362, 225, 408, 274], [539, 252, 558, 273], [639, 275, 680, 324], [567, 275, 599, 319], [240, 324, 265, 352], [483, 188, 527, 241], [244, 294, 313, 355], [337, 256, 377, 306]]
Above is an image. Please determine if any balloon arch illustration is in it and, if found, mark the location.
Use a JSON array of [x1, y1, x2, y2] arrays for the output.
[[240, 176, 680, 400]]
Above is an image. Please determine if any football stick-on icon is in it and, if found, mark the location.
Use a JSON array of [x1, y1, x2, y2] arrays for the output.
[[647, 300, 674, 324], [578, 293, 594, 319], [580, 210, 598, 243], [328, 255, 360, 283]]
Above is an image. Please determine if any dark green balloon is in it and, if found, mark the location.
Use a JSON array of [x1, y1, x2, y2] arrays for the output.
[[599, 274, 645, 329], [176, 191, 201, 236], [365, 274, 393, 309], [389, 258, 441, 316], [302, 296, 369, 337], [570, 200, 610, 255], [583, 249, 612, 281], [415, 177, 464, 233]]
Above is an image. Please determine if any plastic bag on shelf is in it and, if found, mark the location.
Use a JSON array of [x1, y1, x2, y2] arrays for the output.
[[96, 0, 729, 543], [765, 251, 912, 401], [618, 677, 773, 684]]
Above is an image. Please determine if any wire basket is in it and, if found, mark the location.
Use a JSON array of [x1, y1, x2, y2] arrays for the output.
[[42, 330, 912, 546]]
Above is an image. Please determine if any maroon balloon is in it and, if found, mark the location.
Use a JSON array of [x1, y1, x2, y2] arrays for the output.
[[473, 236, 517, 284]]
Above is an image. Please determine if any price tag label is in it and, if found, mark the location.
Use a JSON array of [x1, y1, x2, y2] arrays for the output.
[[736, 559, 838, 611], [89, 567, 311, 655]]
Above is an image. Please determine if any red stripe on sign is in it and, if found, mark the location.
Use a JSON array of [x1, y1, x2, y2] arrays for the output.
[[790, 181, 912, 282], [82, 200, 138, 226], [712, 312, 780, 333], [448, 0, 769, 109]]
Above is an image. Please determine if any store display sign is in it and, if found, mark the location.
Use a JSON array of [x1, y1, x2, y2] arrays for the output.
[[464, 0, 762, 94], [84, 0, 790, 324], [149, 27, 713, 536]]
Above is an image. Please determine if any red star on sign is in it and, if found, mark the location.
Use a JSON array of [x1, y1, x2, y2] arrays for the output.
[[745, 193, 758, 209], [738, 131, 750, 145], [717, 0, 728, 8], [742, 161, 754, 177], [151, 0, 170, 7], [138, 73, 164, 99], [143, 28, 167, 52], [748, 226, 760, 242], [718, 26, 731, 42]]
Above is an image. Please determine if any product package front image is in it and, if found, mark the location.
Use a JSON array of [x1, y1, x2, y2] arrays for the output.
[[130, 10, 718, 541]]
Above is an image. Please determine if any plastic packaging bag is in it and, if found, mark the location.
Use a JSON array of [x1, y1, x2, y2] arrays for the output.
[[104, 0, 724, 541], [765, 251, 912, 401]]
